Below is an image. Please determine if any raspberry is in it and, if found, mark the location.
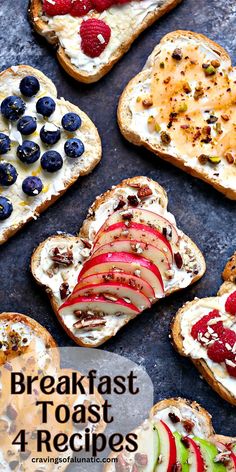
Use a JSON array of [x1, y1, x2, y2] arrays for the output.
[[225, 291, 236, 316], [226, 362, 236, 377], [220, 328, 236, 351], [91, 0, 114, 12], [207, 341, 229, 363], [191, 310, 223, 343], [71, 0, 93, 16], [80, 19, 111, 58], [43, 0, 72, 16]]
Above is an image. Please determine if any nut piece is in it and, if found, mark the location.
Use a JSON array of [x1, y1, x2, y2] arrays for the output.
[[182, 419, 194, 433], [172, 48, 183, 60], [168, 412, 180, 423], [128, 195, 139, 207], [225, 152, 235, 164], [160, 131, 171, 145], [50, 247, 73, 266], [198, 154, 209, 165], [60, 282, 70, 300], [137, 185, 153, 200], [174, 252, 183, 269], [211, 59, 220, 68], [142, 98, 153, 108], [204, 65, 216, 76], [194, 84, 204, 100]]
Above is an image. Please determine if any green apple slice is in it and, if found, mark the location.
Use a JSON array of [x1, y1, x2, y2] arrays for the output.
[[194, 437, 227, 472], [174, 432, 189, 472], [121, 421, 159, 472]]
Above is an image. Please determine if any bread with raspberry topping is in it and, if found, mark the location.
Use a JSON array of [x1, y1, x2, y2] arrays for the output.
[[118, 31, 236, 199], [171, 252, 236, 406], [31, 176, 206, 348], [28, 0, 183, 83]]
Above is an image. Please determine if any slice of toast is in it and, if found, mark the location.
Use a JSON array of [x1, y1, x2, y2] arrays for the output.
[[0, 312, 106, 471], [104, 397, 235, 472], [31, 176, 206, 347], [0, 65, 101, 245], [29, 0, 182, 84], [171, 253, 236, 406], [118, 31, 236, 200]]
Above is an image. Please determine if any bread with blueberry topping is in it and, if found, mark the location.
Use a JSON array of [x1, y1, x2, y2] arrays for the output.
[[0, 65, 101, 244]]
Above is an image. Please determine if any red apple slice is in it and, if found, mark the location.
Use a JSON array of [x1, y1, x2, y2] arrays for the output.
[[77, 252, 164, 298], [183, 437, 205, 472], [59, 295, 140, 322], [93, 221, 173, 264], [91, 240, 170, 274], [155, 420, 177, 472], [70, 281, 151, 310], [95, 208, 179, 245], [71, 272, 155, 299]]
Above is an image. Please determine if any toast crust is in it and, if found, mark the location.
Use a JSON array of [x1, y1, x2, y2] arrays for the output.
[[31, 176, 206, 347], [171, 252, 236, 406], [118, 30, 236, 200], [28, 0, 183, 83], [0, 65, 101, 245]]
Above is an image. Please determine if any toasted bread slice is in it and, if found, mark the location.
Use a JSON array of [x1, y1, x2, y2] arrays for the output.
[[0, 312, 106, 470], [0, 65, 101, 245], [29, 0, 182, 84], [118, 31, 236, 200], [171, 252, 236, 406], [31, 176, 206, 347], [104, 397, 236, 472]]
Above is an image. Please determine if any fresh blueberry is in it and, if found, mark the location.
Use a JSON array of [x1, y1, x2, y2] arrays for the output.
[[41, 151, 63, 172], [64, 138, 84, 158], [17, 140, 41, 164], [0, 196, 13, 220], [62, 113, 82, 132], [20, 76, 40, 97], [0, 162, 18, 186], [36, 97, 56, 117], [0, 133, 11, 155], [1, 96, 26, 121], [22, 176, 43, 196], [17, 116, 37, 135], [40, 124, 61, 145]]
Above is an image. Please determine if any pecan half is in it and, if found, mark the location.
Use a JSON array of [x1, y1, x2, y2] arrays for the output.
[[137, 185, 153, 200], [60, 282, 70, 300], [135, 453, 148, 466], [168, 412, 180, 423], [174, 253, 183, 269], [51, 247, 73, 266], [182, 419, 194, 433], [116, 454, 129, 472]]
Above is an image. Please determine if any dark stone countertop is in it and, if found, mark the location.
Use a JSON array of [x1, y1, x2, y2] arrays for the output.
[[0, 0, 235, 437]]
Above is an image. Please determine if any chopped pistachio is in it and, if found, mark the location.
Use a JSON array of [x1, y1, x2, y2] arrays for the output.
[[160, 131, 171, 145], [136, 96, 142, 103], [204, 65, 216, 76], [155, 122, 161, 132], [214, 122, 223, 135], [160, 62, 165, 69], [178, 102, 188, 113], [208, 156, 221, 164], [172, 48, 183, 60]]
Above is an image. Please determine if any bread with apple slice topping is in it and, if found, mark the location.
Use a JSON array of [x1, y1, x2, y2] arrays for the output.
[[171, 252, 236, 406], [29, 0, 182, 84], [104, 397, 235, 472], [31, 176, 205, 347], [0, 65, 101, 245], [118, 31, 236, 199]]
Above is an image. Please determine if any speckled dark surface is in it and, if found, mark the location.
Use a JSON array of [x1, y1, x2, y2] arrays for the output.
[[0, 0, 235, 436]]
